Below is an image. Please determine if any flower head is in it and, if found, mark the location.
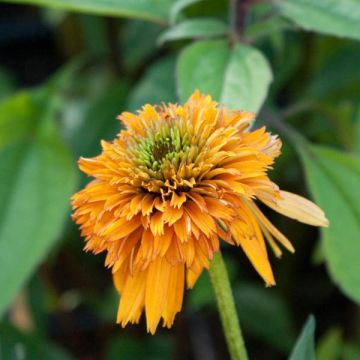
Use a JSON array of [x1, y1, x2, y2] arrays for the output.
[[72, 91, 328, 334]]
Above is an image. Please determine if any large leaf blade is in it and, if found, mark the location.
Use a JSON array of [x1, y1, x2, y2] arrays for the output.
[[221, 43, 272, 112], [277, 0, 360, 40], [177, 40, 272, 113], [158, 18, 228, 45], [299, 144, 360, 302], [0, 91, 77, 316], [0, 0, 172, 23]]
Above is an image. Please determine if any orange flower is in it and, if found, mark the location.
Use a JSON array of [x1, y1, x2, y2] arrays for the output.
[[71, 91, 328, 334]]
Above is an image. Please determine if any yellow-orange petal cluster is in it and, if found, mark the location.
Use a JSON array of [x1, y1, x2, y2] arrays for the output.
[[71, 90, 328, 334]]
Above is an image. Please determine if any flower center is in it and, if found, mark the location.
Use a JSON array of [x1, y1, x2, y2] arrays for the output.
[[152, 139, 177, 163], [135, 124, 190, 172]]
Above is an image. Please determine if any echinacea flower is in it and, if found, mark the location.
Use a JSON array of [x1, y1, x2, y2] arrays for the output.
[[71, 90, 328, 334]]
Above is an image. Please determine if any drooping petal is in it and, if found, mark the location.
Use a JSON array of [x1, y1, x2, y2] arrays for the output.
[[116, 268, 147, 326], [230, 219, 275, 286], [145, 257, 170, 334], [162, 263, 185, 328], [260, 190, 329, 227]]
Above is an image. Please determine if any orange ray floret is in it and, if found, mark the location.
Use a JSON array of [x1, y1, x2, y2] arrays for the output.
[[71, 90, 328, 334]]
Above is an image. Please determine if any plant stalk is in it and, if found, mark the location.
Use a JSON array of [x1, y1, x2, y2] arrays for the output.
[[209, 253, 249, 360]]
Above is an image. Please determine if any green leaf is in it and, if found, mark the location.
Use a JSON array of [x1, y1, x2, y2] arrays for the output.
[[245, 16, 293, 41], [299, 144, 360, 302], [121, 20, 164, 72], [188, 271, 215, 311], [234, 284, 295, 353], [0, 67, 16, 101], [354, 104, 360, 155], [178, 40, 229, 102], [0, 91, 77, 317], [289, 315, 316, 360], [71, 81, 128, 159], [277, 0, 360, 40], [316, 327, 342, 360], [158, 18, 228, 45], [306, 46, 360, 101], [0, 0, 172, 23], [341, 343, 360, 360], [221, 42, 273, 112], [177, 40, 272, 113], [0, 322, 74, 359], [170, 0, 204, 24], [128, 56, 177, 111], [106, 335, 173, 360]]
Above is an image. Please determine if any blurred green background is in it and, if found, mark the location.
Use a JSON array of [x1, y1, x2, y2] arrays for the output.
[[0, 0, 359, 359]]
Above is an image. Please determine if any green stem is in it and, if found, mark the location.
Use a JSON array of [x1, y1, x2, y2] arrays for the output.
[[209, 253, 249, 360]]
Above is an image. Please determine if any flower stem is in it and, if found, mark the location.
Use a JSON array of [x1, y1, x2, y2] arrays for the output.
[[209, 253, 249, 360]]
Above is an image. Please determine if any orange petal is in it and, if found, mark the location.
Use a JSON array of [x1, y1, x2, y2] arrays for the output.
[[150, 211, 164, 236], [260, 190, 329, 227], [162, 205, 183, 226], [116, 269, 147, 327], [162, 263, 185, 328], [145, 257, 170, 334], [170, 192, 187, 208], [230, 219, 275, 286], [185, 201, 216, 237]]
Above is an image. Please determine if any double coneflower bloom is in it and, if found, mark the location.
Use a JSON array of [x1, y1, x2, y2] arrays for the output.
[[72, 91, 328, 334]]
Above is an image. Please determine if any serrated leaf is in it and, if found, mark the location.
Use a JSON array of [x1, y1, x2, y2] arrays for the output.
[[158, 18, 228, 45], [177, 40, 272, 113], [299, 144, 360, 302], [0, 90, 77, 317], [0, 0, 172, 23], [277, 0, 360, 40], [289, 316, 316, 360]]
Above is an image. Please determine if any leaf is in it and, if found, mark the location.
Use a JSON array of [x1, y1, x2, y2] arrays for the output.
[[221, 42, 273, 112], [0, 90, 77, 317], [0, 67, 16, 101], [289, 315, 316, 360], [277, 0, 360, 40], [170, 0, 204, 24], [177, 40, 272, 113], [71, 81, 128, 158], [187, 272, 215, 311], [177, 40, 229, 102], [354, 104, 360, 155], [341, 343, 360, 360], [128, 56, 177, 111], [306, 46, 360, 101], [316, 327, 342, 360], [0, 322, 74, 360], [106, 335, 173, 360], [0, 0, 172, 23], [120, 20, 164, 72], [234, 284, 295, 353], [299, 144, 360, 302], [244, 15, 293, 41], [158, 18, 228, 45]]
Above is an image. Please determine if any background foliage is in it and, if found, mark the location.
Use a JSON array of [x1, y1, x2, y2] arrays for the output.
[[0, 0, 359, 359]]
